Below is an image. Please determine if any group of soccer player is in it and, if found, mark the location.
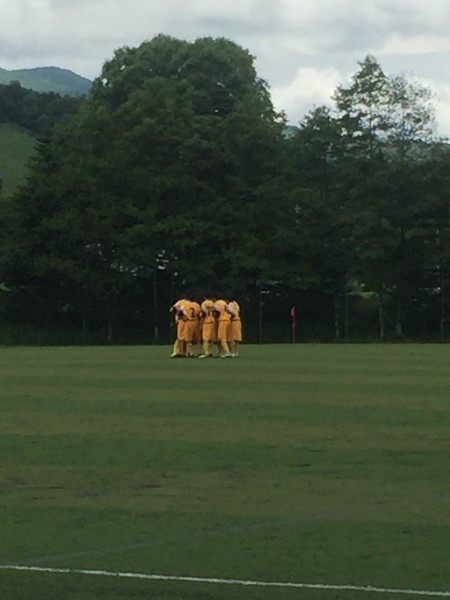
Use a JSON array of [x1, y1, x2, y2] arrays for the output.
[[170, 294, 242, 358]]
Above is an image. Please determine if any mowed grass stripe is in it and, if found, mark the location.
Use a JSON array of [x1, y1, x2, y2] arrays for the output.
[[0, 344, 449, 599], [2, 413, 448, 447]]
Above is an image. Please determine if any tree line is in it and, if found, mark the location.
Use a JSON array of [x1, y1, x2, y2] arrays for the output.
[[1, 35, 450, 344], [0, 80, 81, 136]]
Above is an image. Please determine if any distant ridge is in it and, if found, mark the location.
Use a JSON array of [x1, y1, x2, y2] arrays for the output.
[[0, 66, 91, 96]]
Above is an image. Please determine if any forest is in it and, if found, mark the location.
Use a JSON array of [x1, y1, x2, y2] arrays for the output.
[[0, 81, 82, 136], [1, 34, 450, 345]]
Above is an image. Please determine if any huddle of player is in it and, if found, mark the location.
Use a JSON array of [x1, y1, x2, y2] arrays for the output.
[[170, 295, 242, 358]]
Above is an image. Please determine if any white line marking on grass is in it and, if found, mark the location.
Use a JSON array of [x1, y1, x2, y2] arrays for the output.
[[1, 565, 450, 597]]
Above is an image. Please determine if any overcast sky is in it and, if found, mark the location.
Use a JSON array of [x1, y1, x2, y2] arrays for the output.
[[2, 0, 450, 135]]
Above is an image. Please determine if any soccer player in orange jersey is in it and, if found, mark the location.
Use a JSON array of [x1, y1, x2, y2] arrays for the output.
[[170, 298, 190, 357], [227, 299, 242, 357], [214, 298, 232, 357], [198, 297, 217, 358], [181, 296, 201, 357]]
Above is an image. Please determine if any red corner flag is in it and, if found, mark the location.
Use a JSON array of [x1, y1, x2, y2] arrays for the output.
[[290, 306, 296, 343]]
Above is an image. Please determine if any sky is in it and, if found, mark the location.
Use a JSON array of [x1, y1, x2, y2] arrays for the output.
[[2, 0, 450, 135]]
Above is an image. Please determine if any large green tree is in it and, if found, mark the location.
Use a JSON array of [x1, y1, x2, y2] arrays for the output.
[[333, 55, 438, 338], [1, 35, 285, 341], [283, 106, 357, 338]]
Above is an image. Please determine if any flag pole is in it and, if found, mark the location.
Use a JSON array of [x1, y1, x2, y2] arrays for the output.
[[291, 306, 296, 343]]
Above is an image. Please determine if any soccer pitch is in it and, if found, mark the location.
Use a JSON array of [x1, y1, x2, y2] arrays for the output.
[[0, 344, 449, 599]]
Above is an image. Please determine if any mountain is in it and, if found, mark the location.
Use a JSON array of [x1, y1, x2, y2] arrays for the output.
[[0, 66, 91, 96], [283, 124, 298, 138]]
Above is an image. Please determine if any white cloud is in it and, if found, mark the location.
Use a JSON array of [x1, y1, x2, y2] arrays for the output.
[[375, 34, 450, 55], [271, 67, 342, 124], [435, 100, 450, 139], [281, 38, 324, 57], [415, 77, 450, 138], [1, 0, 450, 134]]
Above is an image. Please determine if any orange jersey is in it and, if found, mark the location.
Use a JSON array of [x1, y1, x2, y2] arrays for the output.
[[201, 299, 216, 323], [172, 298, 189, 320], [179, 301, 200, 342], [200, 300, 216, 342], [214, 300, 231, 322], [182, 301, 201, 321], [228, 301, 242, 341], [171, 298, 189, 340], [227, 301, 240, 319]]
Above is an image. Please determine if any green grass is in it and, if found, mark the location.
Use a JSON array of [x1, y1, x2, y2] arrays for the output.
[[0, 123, 36, 197], [0, 344, 449, 599]]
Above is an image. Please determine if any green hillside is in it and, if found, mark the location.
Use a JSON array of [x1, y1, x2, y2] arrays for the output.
[[0, 66, 91, 96], [0, 124, 36, 197]]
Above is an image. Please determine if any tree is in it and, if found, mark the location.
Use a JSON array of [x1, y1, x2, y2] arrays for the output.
[[334, 55, 438, 338], [333, 55, 389, 161], [283, 106, 357, 338], [0, 35, 285, 341]]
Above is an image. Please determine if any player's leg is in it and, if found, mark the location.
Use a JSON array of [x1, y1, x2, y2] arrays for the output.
[[227, 326, 235, 357], [199, 322, 213, 358], [195, 318, 203, 356], [177, 320, 187, 357], [186, 339, 194, 356], [200, 338, 211, 357], [233, 320, 242, 357], [170, 338, 180, 357], [220, 340, 230, 356], [186, 320, 198, 357], [170, 319, 186, 358], [218, 321, 231, 357]]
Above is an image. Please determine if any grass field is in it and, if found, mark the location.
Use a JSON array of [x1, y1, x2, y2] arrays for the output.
[[0, 344, 449, 599], [0, 123, 36, 197]]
